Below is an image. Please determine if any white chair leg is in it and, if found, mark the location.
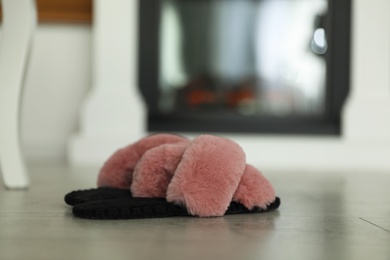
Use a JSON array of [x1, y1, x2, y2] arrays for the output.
[[0, 0, 37, 189]]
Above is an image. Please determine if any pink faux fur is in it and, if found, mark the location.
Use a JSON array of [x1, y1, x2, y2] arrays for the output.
[[97, 133, 277, 217], [97, 134, 187, 189], [166, 135, 246, 217], [131, 141, 190, 197], [232, 164, 276, 209]]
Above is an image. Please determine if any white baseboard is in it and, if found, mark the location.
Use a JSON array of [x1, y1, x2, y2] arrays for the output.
[[68, 136, 132, 166], [68, 132, 390, 172], [178, 134, 390, 172]]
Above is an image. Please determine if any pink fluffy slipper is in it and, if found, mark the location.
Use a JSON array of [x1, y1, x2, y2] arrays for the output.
[[65, 134, 280, 219]]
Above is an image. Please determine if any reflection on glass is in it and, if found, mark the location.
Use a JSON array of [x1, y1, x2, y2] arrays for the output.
[[159, 0, 328, 117]]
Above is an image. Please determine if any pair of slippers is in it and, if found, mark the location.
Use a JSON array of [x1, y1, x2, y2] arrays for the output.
[[65, 134, 280, 219]]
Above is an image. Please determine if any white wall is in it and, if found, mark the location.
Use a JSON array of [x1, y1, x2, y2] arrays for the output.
[[10, 24, 91, 162]]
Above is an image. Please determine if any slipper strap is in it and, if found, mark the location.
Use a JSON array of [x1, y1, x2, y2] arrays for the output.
[[232, 164, 276, 209], [131, 142, 190, 197], [166, 135, 246, 217]]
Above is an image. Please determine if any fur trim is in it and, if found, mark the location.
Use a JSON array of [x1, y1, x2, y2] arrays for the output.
[[166, 135, 246, 217], [232, 164, 276, 209], [131, 142, 190, 197], [97, 134, 187, 189]]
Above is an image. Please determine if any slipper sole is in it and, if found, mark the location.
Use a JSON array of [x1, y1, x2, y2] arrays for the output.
[[71, 197, 281, 220]]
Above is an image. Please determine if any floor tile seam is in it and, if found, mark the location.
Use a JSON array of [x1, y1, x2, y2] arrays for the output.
[[359, 217, 390, 234]]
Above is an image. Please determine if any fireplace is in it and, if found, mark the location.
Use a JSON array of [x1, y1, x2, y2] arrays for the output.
[[138, 0, 351, 134]]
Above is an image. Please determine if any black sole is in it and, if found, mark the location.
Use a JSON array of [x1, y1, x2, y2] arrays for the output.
[[71, 196, 281, 220]]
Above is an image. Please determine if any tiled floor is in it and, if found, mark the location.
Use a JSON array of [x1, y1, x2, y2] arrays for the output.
[[0, 165, 389, 260]]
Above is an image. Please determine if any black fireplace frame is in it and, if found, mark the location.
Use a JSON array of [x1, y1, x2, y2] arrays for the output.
[[138, 0, 351, 135]]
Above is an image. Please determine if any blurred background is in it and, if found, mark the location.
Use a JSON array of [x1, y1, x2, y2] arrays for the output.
[[0, 0, 389, 171], [158, 0, 328, 117], [141, 0, 349, 134]]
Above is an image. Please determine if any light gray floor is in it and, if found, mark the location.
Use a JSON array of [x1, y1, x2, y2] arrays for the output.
[[1, 165, 389, 260]]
